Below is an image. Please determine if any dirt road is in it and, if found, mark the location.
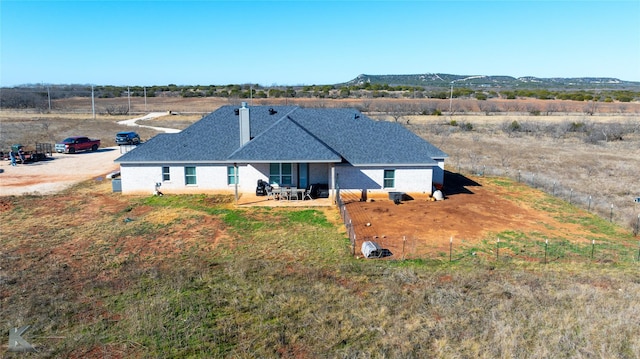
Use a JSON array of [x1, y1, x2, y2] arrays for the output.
[[117, 112, 182, 133]]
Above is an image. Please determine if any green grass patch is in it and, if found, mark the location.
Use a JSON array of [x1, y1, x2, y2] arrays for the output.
[[282, 209, 332, 227], [484, 177, 517, 188]]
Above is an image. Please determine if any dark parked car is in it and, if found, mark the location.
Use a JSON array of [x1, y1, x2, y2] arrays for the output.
[[115, 131, 140, 145]]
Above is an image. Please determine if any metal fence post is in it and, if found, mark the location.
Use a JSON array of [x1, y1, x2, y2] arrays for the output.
[[402, 236, 406, 260], [609, 204, 613, 222]]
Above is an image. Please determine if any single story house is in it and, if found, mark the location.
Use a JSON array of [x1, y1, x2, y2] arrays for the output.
[[114, 104, 447, 198]]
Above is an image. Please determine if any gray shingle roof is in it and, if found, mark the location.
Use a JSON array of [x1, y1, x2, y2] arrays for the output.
[[227, 115, 341, 162], [115, 105, 447, 165]]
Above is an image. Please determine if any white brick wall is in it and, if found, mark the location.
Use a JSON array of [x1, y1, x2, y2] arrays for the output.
[[335, 164, 434, 195], [119, 162, 436, 195]]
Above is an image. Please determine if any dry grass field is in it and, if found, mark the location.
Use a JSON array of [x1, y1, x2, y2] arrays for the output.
[[1, 97, 640, 357]]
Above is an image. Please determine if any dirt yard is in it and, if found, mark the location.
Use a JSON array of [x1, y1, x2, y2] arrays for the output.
[[343, 172, 605, 260]]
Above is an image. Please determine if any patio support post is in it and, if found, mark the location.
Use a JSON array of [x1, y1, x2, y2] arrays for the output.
[[331, 165, 337, 204], [234, 163, 238, 204]]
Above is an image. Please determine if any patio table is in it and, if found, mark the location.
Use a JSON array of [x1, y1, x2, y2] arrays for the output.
[[272, 187, 306, 200], [290, 188, 306, 200]]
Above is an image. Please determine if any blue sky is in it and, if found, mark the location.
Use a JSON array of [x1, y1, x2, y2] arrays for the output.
[[1, 0, 639, 86]]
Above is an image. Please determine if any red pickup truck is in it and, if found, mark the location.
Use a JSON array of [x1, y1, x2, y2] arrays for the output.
[[55, 136, 101, 153]]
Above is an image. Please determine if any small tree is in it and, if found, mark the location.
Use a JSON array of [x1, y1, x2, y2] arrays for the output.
[[104, 105, 129, 115]]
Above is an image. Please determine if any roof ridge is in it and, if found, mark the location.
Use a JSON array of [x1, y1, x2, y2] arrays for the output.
[[225, 113, 296, 158], [285, 112, 342, 159]]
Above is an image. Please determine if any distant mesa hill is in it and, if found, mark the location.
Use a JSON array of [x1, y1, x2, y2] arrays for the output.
[[342, 73, 640, 90]]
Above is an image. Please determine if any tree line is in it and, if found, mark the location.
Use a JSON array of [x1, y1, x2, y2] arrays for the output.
[[1, 83, 639, 109]]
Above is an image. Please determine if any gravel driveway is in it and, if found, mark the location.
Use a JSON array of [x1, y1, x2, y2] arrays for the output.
[[0, 113, 179, 197], [0, 147, 124, 196]]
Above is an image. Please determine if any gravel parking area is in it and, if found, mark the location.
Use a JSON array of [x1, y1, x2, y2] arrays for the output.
[[0, 147, 124, 196]]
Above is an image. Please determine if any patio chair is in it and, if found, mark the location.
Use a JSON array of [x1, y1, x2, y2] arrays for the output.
[[289, 187, 299, 201], [266, 185, 275, 200], [303, 186, 313, 200], [269, 183, 280, 200]]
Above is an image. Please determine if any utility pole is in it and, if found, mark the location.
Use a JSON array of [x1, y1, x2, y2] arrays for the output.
[[91, 85, 95, 119], [449, 83, 454, 113]]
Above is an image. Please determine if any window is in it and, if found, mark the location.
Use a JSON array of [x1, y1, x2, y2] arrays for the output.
[[227, 166, 238, 185], [269, 163, 279, 184], [162, 166, 170, 181], [269, 163, 292, 186], [281, 163, 292, 185], [185, 166, 197, 185], [383, 169, 395, 188]]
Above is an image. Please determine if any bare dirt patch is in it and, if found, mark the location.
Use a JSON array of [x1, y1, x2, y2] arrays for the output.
[[345, 172, 599, 260]]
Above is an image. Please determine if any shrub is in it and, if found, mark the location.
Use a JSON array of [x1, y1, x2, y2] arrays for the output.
[[104, 105, 129, 115], [460, 122, 474, 131], [568, 122, 586, 132]]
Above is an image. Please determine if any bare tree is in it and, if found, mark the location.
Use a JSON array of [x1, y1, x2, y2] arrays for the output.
[[544, 102, 558, 115], [584, 101, 598, 115], [383, 103, 411, 122], [500, 151, 512, 168], [104, 105, 129, 115]]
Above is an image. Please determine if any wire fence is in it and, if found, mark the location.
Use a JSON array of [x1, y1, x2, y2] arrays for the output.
[[465, 163, 640, 235], [335, 171, 640, 264]]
